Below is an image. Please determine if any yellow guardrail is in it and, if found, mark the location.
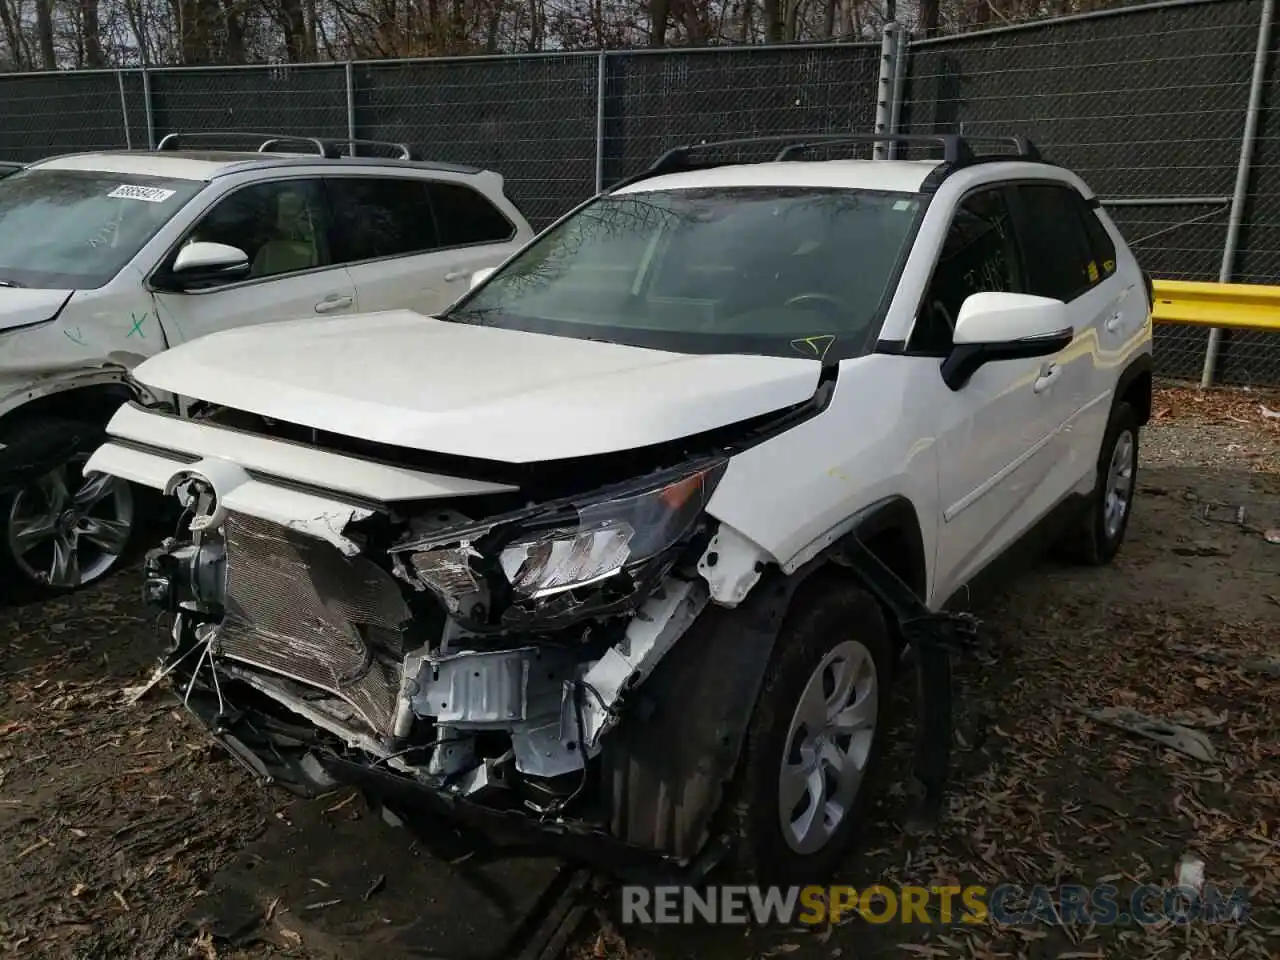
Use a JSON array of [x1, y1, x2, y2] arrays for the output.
[[1151, 279, 1280, 332]]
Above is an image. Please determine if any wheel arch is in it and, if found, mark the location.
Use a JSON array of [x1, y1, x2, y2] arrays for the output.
[[0, 378, 138, 435], [603, 496, 927, 865], [1115, 352, 1153, 426]]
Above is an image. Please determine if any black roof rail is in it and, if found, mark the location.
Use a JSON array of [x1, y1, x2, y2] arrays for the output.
[[609, 132, 1042, 191], [155, 131, 415, 161]]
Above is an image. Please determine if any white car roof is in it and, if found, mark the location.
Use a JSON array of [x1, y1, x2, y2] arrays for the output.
[[33, 151, 272, 181], [28, 150, 489, 183], [611, 158, 947, 196]]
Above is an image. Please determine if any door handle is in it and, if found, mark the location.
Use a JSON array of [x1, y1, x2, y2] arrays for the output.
[[1105, 312, 1123, 333], [444, 270, 466, 282], [315, 295, 353, 314], [1033, 363, 1061, 394]]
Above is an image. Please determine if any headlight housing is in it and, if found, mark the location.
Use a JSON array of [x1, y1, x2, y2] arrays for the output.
[[394, 459, 727, 629], [499, 464, 723, 600]]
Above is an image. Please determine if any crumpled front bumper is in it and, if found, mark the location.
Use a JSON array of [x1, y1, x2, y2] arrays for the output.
[[176, 679, 709, 885]]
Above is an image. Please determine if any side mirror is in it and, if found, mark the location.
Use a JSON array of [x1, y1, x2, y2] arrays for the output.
[[941, 292, 1073, 392], [469, 266, 497, 290], [157, 241, 251, 291]]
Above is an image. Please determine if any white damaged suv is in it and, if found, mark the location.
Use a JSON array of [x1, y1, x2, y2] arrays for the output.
[[87, 134, 1153, 883]]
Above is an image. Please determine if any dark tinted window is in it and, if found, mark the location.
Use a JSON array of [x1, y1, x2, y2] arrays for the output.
[[1078, 203, 1118, 282], [912, 187, 1022, 353], [427, 181, 514, 247], [1013, 183, 1099, 301], [184, 179, 329, 282], [327, 177, 438, 262]]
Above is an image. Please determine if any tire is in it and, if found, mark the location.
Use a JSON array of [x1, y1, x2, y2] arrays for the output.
[[1058, 401, 1140, 566], [0, 417, 136, 599], [728, 574, 893, 886]]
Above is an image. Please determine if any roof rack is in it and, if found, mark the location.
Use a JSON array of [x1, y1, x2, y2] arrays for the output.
[[154, 131, 416, 161], [611, 132, 1042, 190]]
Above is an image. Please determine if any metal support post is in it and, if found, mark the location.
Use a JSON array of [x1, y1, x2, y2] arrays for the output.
[[345, 61, 356, 156], [142, 67, 155, 149], [1201, 0, 1273, 389], [116, 70, 133, 150], [594, 51, 607, 193], [887, 25, 908, 158], [873, 22, 900, 160]]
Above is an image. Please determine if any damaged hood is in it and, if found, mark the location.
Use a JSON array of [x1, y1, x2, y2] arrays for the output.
[[0, 287, 73, 334], [129, 311, 823, 462]]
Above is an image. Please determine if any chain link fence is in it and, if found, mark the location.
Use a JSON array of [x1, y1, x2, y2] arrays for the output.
[[0, 0, 1274, 384]]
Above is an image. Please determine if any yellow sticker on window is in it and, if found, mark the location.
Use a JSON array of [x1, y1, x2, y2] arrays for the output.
[[1087, 261, 1100, 283]]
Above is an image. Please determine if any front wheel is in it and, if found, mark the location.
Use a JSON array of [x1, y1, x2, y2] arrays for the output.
[[0, 418, 136, 598], [728, 577, 893, 885]]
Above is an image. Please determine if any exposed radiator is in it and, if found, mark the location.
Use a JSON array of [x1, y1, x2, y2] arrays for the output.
[[218, 512, 411, 736]]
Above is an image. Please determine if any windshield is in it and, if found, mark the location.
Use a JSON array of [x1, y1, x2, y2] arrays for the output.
[[0, 168, 203, 289], [445, 186, 923, 360]]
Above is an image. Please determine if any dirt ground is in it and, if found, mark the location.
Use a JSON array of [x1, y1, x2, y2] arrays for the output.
[[1, 386, 1277, 960]]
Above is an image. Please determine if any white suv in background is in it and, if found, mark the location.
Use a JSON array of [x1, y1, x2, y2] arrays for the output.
[[0, 132, 533, 596], [86, 133, 1154, 884]]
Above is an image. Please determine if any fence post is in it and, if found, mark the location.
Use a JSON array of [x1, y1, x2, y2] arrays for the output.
[[345, 61, 356, 155], [887, 25, 908, 157], [141, 67, 155, 149], [873, 22, 901, 159], [1201, 0, 1274, 389], [116, 69, 133, 150], [594, 50, 607, 193]]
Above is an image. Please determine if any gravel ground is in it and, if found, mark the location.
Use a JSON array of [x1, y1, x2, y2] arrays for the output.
[[1, 386, 1278, 960]]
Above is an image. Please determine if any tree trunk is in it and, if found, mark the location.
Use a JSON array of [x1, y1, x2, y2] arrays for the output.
[[35, 0, 55, 69]]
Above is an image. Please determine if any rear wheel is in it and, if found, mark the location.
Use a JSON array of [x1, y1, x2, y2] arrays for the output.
[[728, 577, 893, 885], [0, 418, 135, 598]]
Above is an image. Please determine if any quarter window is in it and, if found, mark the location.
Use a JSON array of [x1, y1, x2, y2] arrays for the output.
[[326, 177, 439, 263], [180, 179, 330, 283], [911, 187, 1023, 353], [426, 181, 515, 247]]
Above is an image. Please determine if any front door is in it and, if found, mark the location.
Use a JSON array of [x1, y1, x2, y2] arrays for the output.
[[151, 178, 357, 347], [915, 185, 1069, 601]]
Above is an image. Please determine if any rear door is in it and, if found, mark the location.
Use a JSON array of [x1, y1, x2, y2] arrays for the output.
[[1006, 181, 1135, 493], [150, 177, 357, 346], [324, 176, 520, 316]]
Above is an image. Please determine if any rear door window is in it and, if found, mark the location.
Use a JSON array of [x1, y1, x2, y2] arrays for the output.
[[325, 177, 439, 263], [426, 181, 515, 247], [1009, 183, 1101, 301]]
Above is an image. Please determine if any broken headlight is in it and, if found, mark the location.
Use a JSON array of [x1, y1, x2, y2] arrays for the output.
[[497, 461, 726, 599], [394, 460, 726, 627]]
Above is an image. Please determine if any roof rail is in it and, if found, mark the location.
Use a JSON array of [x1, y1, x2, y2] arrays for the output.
[[610, 132, 1042, 190], [155, 131, 416, 161]]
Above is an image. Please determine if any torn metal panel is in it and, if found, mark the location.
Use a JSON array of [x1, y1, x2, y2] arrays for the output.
[[573, 578, 709, 750], [407, 645, 576, 728]]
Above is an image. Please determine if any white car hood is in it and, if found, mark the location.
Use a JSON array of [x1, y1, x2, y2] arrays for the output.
[[130, 311, 823, 463], [0, 287, 73, 333]]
